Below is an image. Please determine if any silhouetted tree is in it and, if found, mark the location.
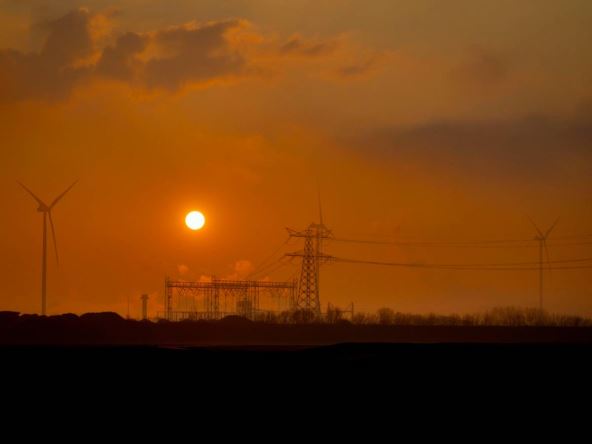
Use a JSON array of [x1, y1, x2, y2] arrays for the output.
[[289, 309, 317, 323], [377, 308, 395, 325], [326, 304, 343, 324]]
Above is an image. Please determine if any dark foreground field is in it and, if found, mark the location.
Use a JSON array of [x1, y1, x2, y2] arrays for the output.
[[3, 312, 592, 391], [3, 343, 592, 392], [3, 311, 592, 346]]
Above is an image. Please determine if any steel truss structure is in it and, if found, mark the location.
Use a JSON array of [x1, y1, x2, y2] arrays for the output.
[[286, 222, 333, 319], [162, 278, 296, 321]]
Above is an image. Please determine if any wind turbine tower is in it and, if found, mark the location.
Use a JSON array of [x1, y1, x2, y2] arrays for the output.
[[18, 181, 77, 315], [529, 217, 559, 312]]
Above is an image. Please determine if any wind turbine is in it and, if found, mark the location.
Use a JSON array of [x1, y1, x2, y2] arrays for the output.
[[18, 180, 77, 315], [528, 217, 559, 312]]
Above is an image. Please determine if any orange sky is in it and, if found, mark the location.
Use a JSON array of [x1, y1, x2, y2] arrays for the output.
[[1, 1, 591, 317]]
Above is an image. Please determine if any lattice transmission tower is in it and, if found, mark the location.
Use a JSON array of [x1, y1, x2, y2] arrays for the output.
[[285, 196, 333, 319]]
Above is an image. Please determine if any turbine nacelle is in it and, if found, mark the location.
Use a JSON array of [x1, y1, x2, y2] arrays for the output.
[[529, 216, 560, 241]]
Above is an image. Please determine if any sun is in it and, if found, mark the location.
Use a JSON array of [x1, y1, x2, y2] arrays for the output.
[[185, 211, 205, 231]]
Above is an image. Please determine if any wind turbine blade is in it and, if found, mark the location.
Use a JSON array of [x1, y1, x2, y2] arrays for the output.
[[527, 215, 543, 237], [48, 211, 59, 267], [545, 217, 560, 238], [17, 181, 47, 208], [50, 180, 78, 209]]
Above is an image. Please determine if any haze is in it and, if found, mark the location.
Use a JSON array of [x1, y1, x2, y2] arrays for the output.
[[1, 0, 591, 318]]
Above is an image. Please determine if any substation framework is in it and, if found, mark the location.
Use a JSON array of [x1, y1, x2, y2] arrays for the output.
[[161, 204, 355, 322], [162, 278, 297, 321]]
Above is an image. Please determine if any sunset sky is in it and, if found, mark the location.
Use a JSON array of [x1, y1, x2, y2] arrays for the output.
[[1, 0, 591, 318]]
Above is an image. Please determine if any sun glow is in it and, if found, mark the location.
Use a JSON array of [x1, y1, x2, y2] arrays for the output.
[[185, 211, 205, 230]]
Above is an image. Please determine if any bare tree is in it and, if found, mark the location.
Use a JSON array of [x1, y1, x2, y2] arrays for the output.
[[377, 307, 395, 325]]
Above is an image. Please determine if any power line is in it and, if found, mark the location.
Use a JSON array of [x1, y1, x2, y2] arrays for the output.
[[248, 254, 298, 280], [547, 241, 592, 247], [332, 237, 533, 245], [552, 234, 592, 240], [248, 257, 287, 279], [330, 237, 592, 249], [332, 256, 592, 271], [246, 237, 291, 279]]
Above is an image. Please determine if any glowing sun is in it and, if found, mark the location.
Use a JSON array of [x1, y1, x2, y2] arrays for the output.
[[185, 211, 205, 230]]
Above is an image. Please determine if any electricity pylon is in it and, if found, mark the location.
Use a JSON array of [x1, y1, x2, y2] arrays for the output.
[[285, 193, 333, 320]]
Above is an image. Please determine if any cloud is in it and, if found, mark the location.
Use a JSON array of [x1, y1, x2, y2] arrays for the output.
[[347, 113, 592, 182], [95, 19, 250, 90], [96, 31, 147, 81], [141, 19, 249, 91], [0, 8, 95, 101], [0, 9, 367, 102], [279, 35, 338, 57], [451, 47, 510, 90], [226, 259, 255, 280], [0, 11, 250, 101], [337, 52, 384, 78], [37, 8, 96, 66]]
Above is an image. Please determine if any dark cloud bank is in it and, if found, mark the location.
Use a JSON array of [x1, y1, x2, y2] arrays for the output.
[[0, 8, 348, 102], [0, 9, 252, 101], [349, 113, 592, 181]]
